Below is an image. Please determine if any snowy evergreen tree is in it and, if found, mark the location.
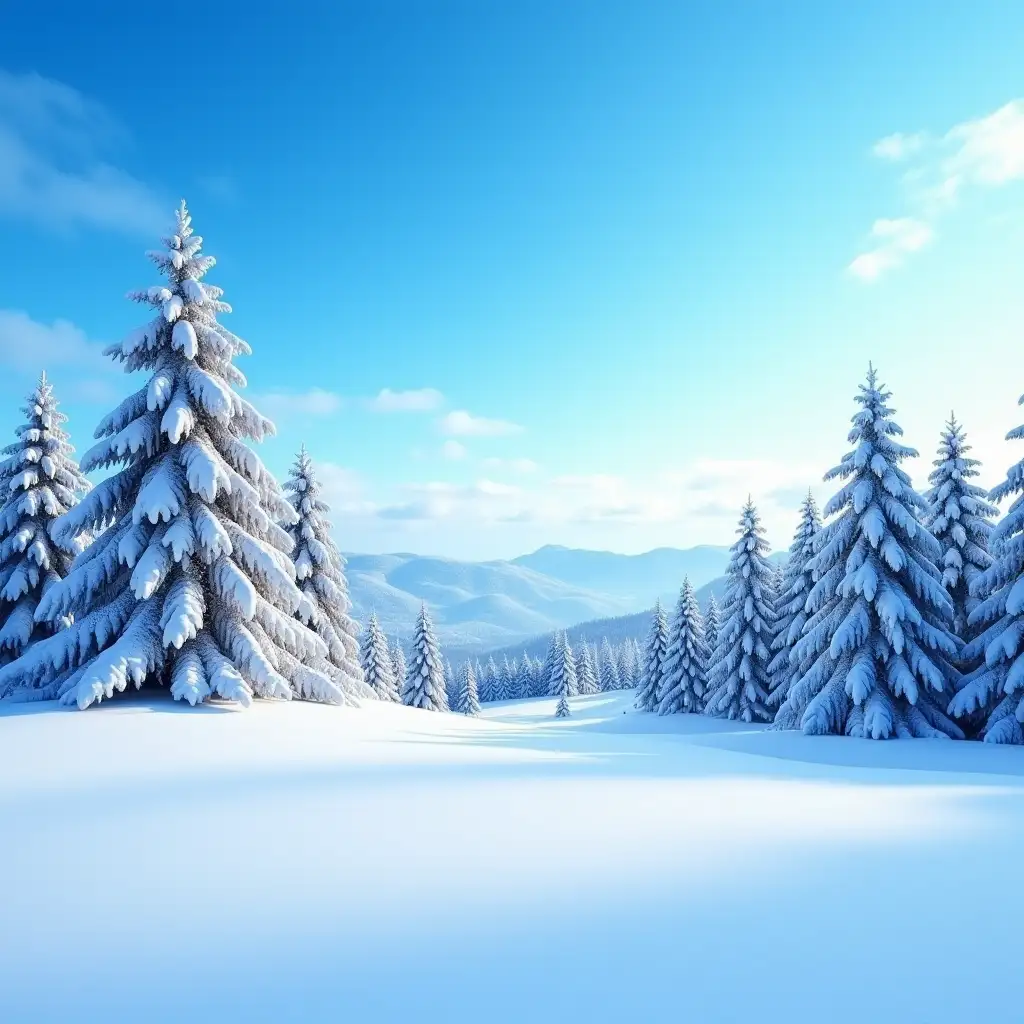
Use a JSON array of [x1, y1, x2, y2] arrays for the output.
[[548, 632, 578, 698], [950, 399, 1024, 742], [283, 446, 369, 701], [515, 653, 533, 699], [777, 369, 961, 739], [575, 641, 598, 695], [402, 604, 448, 711], [496, 655, 515, 702], [767, 492, 821, 717], [0, 202, 341, 709], [390, 637, 407, 692], [704, 500, 777, 723], [704, 594, 721, 654], [628, 638, 644, 688], [658, 579, 709, 715], [598, 636, 621, 692], [445, 656, 459, 710], [636, 601, 670, 711], [479, 656, 499, 703], [456, 659, 481, 716], [924, 416, 996, 643], [538, 633, 559, 697], [555, 690, 571, 718], [359, 612, 399, 702], [0, 373, 90, 664]]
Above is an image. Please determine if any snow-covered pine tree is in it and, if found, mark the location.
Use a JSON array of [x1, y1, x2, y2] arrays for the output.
[[704, 594, 721, 654], [0, 373, 91, 665], [949, 402, 1024, 741], [704, 499, 777, 723], [0, 202, 341, 709], [598, 636, 621, 692], [496, 655, 515, 702], [575, 640, 598, 695], [359, 611, 399, 702], [456, 659, 481, 716], [445, 657, 459, 710], [402, 604, 448, 711], [390, 637, 407, 688], [777, 368, 961, 739], [636, 601, 670, 711], [658, 578, 708, 714], [515, 653, 533, 699], [283, 446, 369, 702], [548, 632, 578, 698], [628, 637, 644, 688], [924, 416, 996, 643], [767, 492, 821, 718], [478, 656, 498, 703], [538, 633, 560, 697], [555, 690, 571, 718]]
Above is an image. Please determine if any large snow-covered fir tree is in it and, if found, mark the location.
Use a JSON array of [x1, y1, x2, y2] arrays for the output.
[[402, 604, 448, 711], [704, 500, 776, 723], [283, 445, 369, 702], [636, 601, 669, 711], [767, 492, 821, 717], [598, 636, 620, 692], [575, 641, 598, 695], [456, 660, 481, 716], [704, 595, 721, 654], [0, 202, 342, 709], [777, 369, 962, 739], [924, 416, 996, 642], [0, 373, 91, 665], [548, 632, 578, 698], [950, 397, 1024, 742], [658, 579, 708, 715], [360, 612, 399, 702]]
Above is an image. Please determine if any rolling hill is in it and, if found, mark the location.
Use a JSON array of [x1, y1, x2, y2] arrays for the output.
[[344, 545, 786, 658]]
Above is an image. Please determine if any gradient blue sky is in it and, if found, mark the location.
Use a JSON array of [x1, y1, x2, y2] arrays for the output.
[[2, 1, 1024, 559]]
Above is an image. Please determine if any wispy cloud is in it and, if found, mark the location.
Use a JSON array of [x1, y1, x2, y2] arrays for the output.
[[440, 409, 524, 437], [0, 69, 164, 234], [848, 218, 934, 281], [254, 388, 343, 419], [482, 456, 538, 473], [851, 98, 1024, 280], [369, 387, 444, 412], [872, 132, 926, 162], [441, 440, 467, 460]]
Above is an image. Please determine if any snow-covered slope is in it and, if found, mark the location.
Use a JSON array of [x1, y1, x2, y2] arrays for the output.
[[2, 694, 1022, 1023]]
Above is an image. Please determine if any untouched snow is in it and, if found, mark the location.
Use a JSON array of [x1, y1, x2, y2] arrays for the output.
[[1, 691, 1022, 1022]]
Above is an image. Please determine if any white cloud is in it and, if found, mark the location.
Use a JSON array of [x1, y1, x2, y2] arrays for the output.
[[0, 309, 107, 372], [254, 388, 343, 419], [441, 440, 467, 460], [0, 70, 164, 235], [369, 387, 443, 412], [482, 456, 538, 473], [440, 409, 523, 437], [853, 98, 1024, 280], [848, 217, 934, 281], [315, 462, 378, 518], [872, 132, 926, 162]]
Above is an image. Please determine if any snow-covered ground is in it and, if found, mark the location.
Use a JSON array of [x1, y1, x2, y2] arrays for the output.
[[2, 691, 1021, 1023]]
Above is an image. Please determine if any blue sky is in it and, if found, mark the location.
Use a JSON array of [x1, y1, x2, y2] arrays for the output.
[[2, 1, 1024, 559]]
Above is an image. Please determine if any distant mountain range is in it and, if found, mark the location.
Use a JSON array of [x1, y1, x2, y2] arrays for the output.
[[344, 544, 778, 657]]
